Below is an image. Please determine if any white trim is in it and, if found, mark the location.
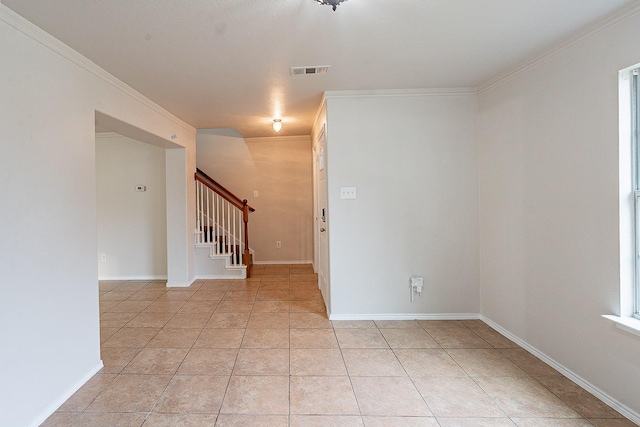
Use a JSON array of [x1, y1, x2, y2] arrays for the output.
[[253, 260, 314, 265], [479, 2, 640, 94], [325, 88, 477, 99], [27, 361, 103, 427], [329, 313, 480, 321], [602, 315, 640, 338], [0, 4, 195, 136], [245, 135, 312, 144], [166, 276, 198, 288], [98, 275, 167, 281], [482, 315, 640, 425]]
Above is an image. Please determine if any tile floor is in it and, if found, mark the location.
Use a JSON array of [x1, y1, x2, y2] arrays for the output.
[[42, 264, 637, 426]]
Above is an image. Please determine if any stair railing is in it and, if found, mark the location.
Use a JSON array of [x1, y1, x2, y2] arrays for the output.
[[194, 169, 255, 276]]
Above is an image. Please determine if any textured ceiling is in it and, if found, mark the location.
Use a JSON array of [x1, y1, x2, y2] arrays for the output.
[[2, 0, 634, 137]]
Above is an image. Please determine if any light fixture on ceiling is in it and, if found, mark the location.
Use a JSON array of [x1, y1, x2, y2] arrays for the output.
[[272, 119, 283, 132], [314, 0, 347, 11]]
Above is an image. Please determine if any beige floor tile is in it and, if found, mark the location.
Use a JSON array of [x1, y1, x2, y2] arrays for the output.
[[100, 312, 138, 328], [86, 374, 171, 412], [351, 377, 432, 416], [60, 412, 146, 427], [416, 320, 465, 330], [290, 348, 348, 376], [58, 373, 116, 411], [474, 376, 580, 418], [127, 289, 166, 301], [413, 376, 506, 417], [378, 329, 438, 349], [164, 313, 211, 329], [256, 290, 291, 301], [241, 328, 289, 348], [332, 320, 377, 328], [99, 281, 122, 291], [144, 300, 187, 313], [374, 320, 421, 329], [223, 290, 257, 301], [536, 376, 622, 419], [290, 273, 318, 282], [290, 289, 323, 301], [121, 347, 188, 375], [395, 349, 467, 378], [159, 290, 195, 300], [109, 300, 153, 313], [264, 265, 291, 274], [215, 300, 254, 312], [199, 280, 233, 291], [472, 328, 519, 348], [215, 414, 289, 426], [146, 328, 201, 348], [342, 349, 406, 377], [190, 290, 226, 301], [41, 412, 82, 426], [100, 347, 141, 373], [511, 419, 593, 426], [363, 416, 440, 426], [154, 375, 229, 413], [290, 376, 360, 415], [99, 300, 120, 314], [101, 327, 159, 348], [447, 349, 528, 377], [100, 327, 119, 343], [291, 328, 339, 348], [116, 281, 151, 291], [228, 281, 261, 291], [206, 312, 250, 328], [498, 349, 562, 377], [101, 291, 136, 301], [177, 348, 238, 375], [193, 328, 244, 348], [259, 282, 291, 291], [291, 415, 364, 426], [289, 300, 326, 313], [436, 418, 517, 427], [233, 348, 289, 375], [178, 300, 219, 314], [126, 311, 174, 328], [262, 274, 290, 282], [142, 413, 218, 426], [252, 300, 291, 313], [290, 312, 332, 328], [335, 328, 389, 348], [247, 312, 290, 328], [427, 327, 492, 348], [221, 375, 289, 414]]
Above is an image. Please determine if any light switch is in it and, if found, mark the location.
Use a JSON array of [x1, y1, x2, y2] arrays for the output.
[[340, 186, 357, 199]]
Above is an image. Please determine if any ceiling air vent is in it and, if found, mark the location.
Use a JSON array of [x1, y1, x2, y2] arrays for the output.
[[290, 65, 331, 76]]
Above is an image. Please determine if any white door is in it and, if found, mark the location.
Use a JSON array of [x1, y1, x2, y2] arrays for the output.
[[315, 129, 329, 310]]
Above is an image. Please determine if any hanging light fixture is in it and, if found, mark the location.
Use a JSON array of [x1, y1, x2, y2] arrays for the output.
[[314, 0, 347, 11], [272, 119, 283, 132]]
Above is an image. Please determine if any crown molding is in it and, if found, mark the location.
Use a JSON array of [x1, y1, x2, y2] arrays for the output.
[[478, 2, 640, 94], [245, 135, 312, 144], [0, 4, 196, 135], [324, 87, 477, 99]]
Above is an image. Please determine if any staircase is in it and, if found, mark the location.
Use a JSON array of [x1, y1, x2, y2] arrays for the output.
[[194, 169, 255, 278]]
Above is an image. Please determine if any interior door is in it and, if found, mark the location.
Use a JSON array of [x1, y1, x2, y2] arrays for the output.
[[315, 128, 329, 311]]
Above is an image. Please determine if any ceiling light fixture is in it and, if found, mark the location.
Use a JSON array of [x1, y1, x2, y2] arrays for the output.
[[272, 119, 283, 132], [314, 0, 347, 11]]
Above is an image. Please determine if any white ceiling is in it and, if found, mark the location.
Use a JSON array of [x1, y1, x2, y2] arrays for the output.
[[2, 0, 634, 137]]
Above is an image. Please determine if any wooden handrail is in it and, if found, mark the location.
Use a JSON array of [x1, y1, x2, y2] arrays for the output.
[[194, 173, 255, 212], [196, 168, 255, 212]]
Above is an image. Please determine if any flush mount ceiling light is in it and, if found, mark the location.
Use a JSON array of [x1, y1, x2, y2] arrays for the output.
[[314, 0, 347, 11], [272, 119, 283, 132]]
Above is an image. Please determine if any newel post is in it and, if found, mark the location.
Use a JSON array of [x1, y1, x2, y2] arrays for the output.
[[242, 199, 252, 278]]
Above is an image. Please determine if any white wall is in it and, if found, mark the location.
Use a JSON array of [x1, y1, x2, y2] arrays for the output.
[[196, 129, 313, 263], [478, 8, 640, 416], [96, 134, 167, 279], [325, 91, 479, 317], [0, 6, 196, 426]]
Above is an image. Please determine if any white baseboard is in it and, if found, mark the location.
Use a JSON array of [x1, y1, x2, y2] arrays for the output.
[[329, 313, 480, 321], [28, 361, 103, 427], [253, 260, 313, 265], [98, 275, 167, 281], [480, 315, 640, 425]]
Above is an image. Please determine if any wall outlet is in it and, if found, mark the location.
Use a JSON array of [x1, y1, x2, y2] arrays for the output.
[[276, 241, 281, 248], [101, 253, 107, 261], [254, 190, 259, 197]]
